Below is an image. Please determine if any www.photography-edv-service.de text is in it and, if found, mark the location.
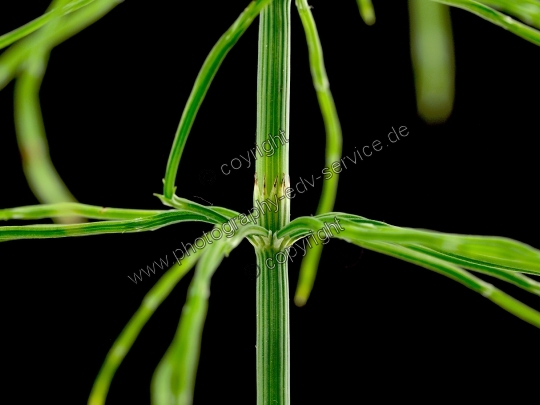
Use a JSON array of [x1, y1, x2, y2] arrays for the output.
[[127, 125, 408, 283], [127, 209, 345, 284], [220, 125, 408, 184]]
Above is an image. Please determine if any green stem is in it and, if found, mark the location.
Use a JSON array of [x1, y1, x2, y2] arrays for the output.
[[479, 0, 540, 28], [0, 0, 122, 90], [162, 0, 272, 199], [409, 0, 455, 123], [0, 202, 166, 221], [356, 0, 376, 25], [0, 0, 95, 50], [256, 247, 290, 405], [255, 1, 291, 403], [89, 243, 203, 405], [14, 0, 82, 224], [0, 211, 214, 242], [432, 0, 540, 46], [294, 0, 343, 306], [255, 0, 291, 230]]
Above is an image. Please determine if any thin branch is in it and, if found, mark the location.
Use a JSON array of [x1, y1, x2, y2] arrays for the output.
[[0, 211, 215, 242], [0, 0, 95, 50], [151, 225, 266, 405], [432, 0, 540, 46], [162, 0, 273, 199], [0, 202, 166, 221]]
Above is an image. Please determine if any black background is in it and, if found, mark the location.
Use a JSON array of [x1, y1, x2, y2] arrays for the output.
[[1, 1, 539, 403]]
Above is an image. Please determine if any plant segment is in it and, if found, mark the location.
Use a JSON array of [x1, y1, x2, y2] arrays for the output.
[[1, 0, 123, 223], [434, 0, 540, 44], [1, 1, 540, 405], [14, 0, 81, 223], [409, 0, 540, 124], [162, 0, 274, 200], [409, 0, 455, 123], [356, 0, 376, 25], [294, 0, 343, 307], [255, 1, 291, 403]]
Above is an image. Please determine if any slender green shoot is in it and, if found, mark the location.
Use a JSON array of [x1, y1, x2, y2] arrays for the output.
[[338, 223, 540, 275], [89, 243, 204, 405], [279, 212, 540, 327], [14, 0, 82, 224], [0, 0, 95, 50], [281, 213, 540, 276], [0, 202, 166, 221], [478, 0, 540, 28], [156, 194, 267, 248], [1, 3, 540, 405], [432, 0, 540, 46], [408, 245, 540, 296], [0, 0, 123, 90], [356, 0, 376, 25], [156, 194, 232, 225], [163, 0, 273, 199], [0, 211, 216, 242], [295, 0, 343, 306], [152, 225, 266, 405], [410, 0, 455, 123], [357, 241, 540, 328]]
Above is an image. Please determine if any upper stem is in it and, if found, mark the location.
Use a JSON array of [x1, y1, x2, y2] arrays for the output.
[[255, 1, 291, 404], [255, 0, 291, 232]]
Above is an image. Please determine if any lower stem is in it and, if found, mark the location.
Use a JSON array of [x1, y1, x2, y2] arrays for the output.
[[256, 248, 290, 405], [255, 0, 291, 403]]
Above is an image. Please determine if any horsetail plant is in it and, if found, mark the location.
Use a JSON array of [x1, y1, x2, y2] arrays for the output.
[[1, 0, 540, 404]]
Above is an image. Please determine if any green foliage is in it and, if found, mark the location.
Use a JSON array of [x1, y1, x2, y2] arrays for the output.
[[295, 0, 342, 306], [409, 0, 455, 123], [356, 0, 376, 25], [1, 0, 539, 404], [433, 0, 540, 45]]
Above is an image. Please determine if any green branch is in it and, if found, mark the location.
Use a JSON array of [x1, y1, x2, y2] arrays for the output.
[[279, 213, 540, 309], [0, 211, 216, 242], [0, 203, 166, 221], [0, 0, 95, 50], [335, 218, 540, 275], [0, 0, 123, 90], [478, 0, 540, 29], [295, 0, 343, 306], [152, 225, 266, 405], [408, 245, 540, 296], [156, 194, 232, 225], [89, 240, 204, 405], [356, 0, 376, 25], [410, 0, 455, 123], [432, 0, 540, 46], [357, 240, 540, 328], [11, 0, 82, 224], [163, 0, 273, 199]]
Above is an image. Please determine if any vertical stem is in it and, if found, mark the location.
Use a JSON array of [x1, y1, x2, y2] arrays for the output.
[[409, 0, 455, 123], [256, 248, 290, 405], [255, 0, 291, 231], [255, 1, 291, 404]]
